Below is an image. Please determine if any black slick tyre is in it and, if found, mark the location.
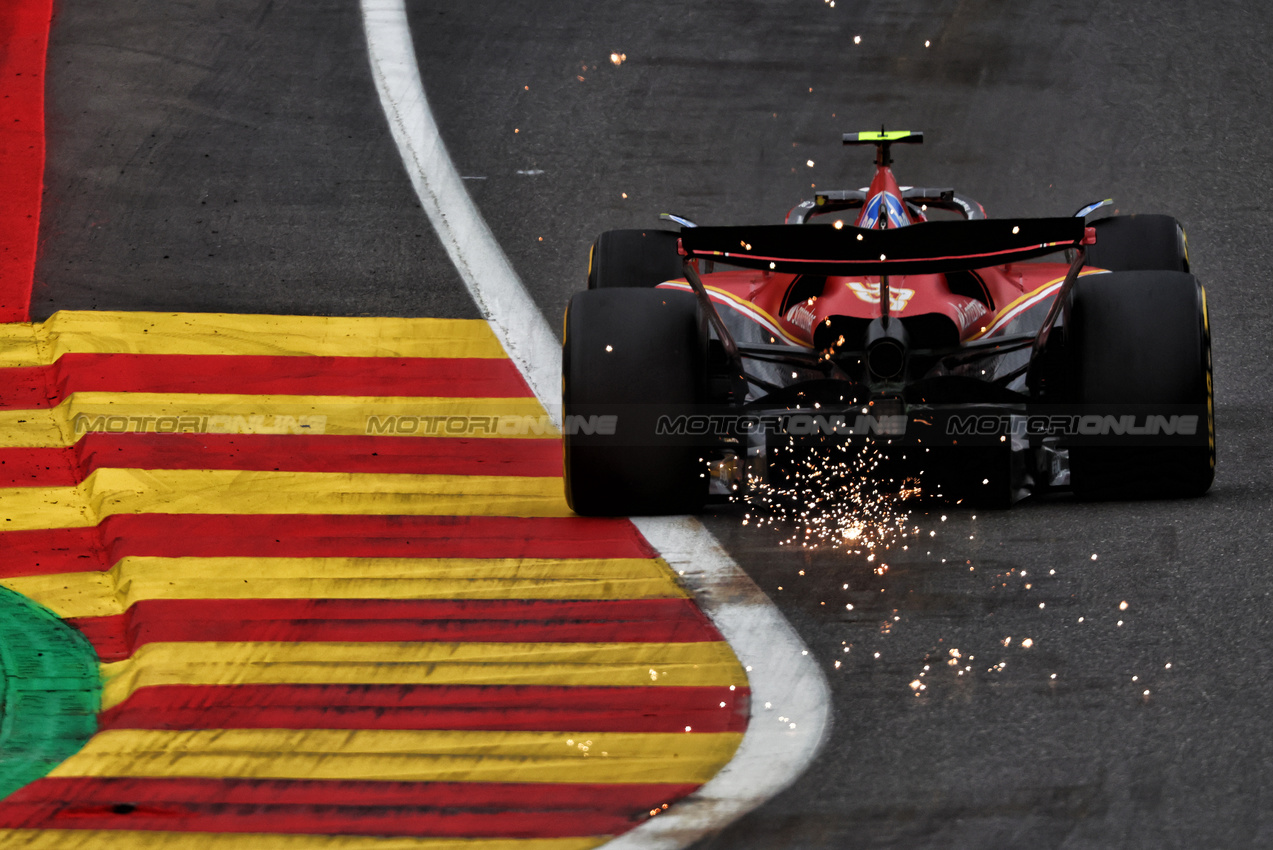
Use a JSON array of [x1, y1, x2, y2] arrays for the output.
[[1063, 270, 1214, 499], [587, 229, 683, 289], [563, 288, 709, 515], [1085, 214, 1189, 272]]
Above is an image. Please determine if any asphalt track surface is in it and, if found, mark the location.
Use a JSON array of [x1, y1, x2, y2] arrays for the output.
[[36, 1, 1273, 847]]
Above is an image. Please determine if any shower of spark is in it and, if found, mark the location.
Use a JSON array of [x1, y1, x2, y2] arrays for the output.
[[740, 439, 920, 552]]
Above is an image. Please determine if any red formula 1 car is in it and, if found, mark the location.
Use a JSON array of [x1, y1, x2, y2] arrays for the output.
[[563, 130, 1214, 515]]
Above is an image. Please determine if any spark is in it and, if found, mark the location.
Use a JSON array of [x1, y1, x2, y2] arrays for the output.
[[854, 34, 861, 44], [741, 440, 917, 552], [1119, 600, 1129, 611], [610, 52, 627, 65], [924, 39, 931, 47]]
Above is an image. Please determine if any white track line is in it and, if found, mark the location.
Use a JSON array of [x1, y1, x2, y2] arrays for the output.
[[360, 2, 831, 845], [359, 0, 560, 414]]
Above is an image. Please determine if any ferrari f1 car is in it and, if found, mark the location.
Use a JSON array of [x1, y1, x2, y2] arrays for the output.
[[563, 130, 1214, 515]]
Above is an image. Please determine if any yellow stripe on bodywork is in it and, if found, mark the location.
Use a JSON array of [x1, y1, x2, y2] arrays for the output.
[[0, 312, 510, 366], [4, 556, 687, 618], [98, 641, 746, 710], [49, 728, 744, 785], [0, 468, 570, 530], [0, 832, 609, 850], [0, 393, 554, 448], [963, 268, 1108, 341]]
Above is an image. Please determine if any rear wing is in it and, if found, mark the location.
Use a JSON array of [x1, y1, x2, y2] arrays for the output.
[[680, 218, 1093, 276]]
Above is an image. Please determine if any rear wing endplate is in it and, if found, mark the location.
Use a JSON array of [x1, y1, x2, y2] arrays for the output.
[[679, 218, 1093, 276]]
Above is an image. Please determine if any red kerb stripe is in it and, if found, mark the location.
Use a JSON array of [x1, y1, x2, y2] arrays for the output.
[[4, 775, 695, 811], [0, 353, 533, 409], [0, 0, 52, 322], [0, 777, 694, 836], [0, 515, 655, 576], [69, 598, 724, 661], [95, 684, 750, 733], [0, 435, 560, 488]]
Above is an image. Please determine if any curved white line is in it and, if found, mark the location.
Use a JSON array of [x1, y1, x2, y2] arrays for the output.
[[360, 0, 560, 417], [360, 2, 832, 846], [615, 516, 832, 850]]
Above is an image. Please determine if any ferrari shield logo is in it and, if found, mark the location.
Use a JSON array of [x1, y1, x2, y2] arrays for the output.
[[846, 280, 916, 312]]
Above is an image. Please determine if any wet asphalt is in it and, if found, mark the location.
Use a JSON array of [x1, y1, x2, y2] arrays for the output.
[[38, 1, 1273, 846]]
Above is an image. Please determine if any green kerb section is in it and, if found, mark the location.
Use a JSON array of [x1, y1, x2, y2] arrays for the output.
[[0, 586, 100, 799]]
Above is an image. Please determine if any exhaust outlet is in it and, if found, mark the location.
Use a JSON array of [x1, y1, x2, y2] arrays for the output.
[[865, 317, 909, 380]]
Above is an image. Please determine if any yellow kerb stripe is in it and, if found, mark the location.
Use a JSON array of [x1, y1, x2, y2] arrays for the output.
[[0, 832, 610, 850], [49, 728, 744, 785], [99, 641, 746, 710], [0, 394, 554, 448], [0, 468, 571, 531], [3, 556, 687, 618], [0, 312, 509, 367]]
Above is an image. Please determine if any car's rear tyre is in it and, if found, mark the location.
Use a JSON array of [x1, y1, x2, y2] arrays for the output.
[[587, 229, 683, 289], [1085, 214, 1188, 272], [1063, 270, 1214, 499], [563, 288, 710, 515]]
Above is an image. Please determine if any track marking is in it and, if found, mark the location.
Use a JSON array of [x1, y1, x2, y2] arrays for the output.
[[361, 2, 832, 845], [358, 0, 559, 413]]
